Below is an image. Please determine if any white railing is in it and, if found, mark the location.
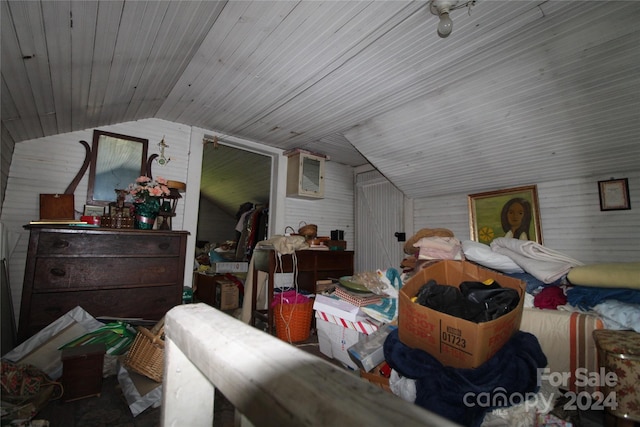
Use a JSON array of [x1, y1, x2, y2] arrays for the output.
[[161, 303, 460, 427]]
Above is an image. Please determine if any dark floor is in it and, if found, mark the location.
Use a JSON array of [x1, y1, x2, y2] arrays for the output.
[[30, 331, 332, 427]]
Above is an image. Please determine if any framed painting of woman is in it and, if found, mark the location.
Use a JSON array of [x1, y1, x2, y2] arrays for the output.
[[468, 185, 543, 245]]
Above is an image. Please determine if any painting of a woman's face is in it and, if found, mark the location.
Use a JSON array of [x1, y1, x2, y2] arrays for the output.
[[507, 202, 525, 229], [469, 185, 542, 245]]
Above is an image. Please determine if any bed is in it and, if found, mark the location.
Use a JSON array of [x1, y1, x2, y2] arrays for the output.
[[460, 239, 640, 395]]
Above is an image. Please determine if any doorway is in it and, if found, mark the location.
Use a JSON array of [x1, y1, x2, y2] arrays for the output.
[[355, 169, 406, 272], [197, 143, 272, 260]]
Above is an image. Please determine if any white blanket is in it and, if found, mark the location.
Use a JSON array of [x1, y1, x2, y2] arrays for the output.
[[490, 238, 583, 284]]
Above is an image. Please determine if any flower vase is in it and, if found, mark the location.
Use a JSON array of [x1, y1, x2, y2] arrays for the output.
[[134, 198, 160, 230]]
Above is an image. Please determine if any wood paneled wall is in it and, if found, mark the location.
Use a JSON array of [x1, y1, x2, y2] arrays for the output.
[[412, 170, 640, 264]]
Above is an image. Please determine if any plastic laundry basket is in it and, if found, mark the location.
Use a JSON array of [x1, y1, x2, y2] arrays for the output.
[[274, 299, 313, 343]]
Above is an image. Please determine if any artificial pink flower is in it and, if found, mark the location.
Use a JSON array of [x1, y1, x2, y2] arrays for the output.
[[127, 175, 171, 203]]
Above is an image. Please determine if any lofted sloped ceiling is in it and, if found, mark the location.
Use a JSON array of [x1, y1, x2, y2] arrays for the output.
[[2, 0, 639, 212]]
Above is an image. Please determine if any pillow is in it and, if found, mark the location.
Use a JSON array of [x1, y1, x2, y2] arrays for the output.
[[461, 240, 524, 274], [567, 262, 640, 289]]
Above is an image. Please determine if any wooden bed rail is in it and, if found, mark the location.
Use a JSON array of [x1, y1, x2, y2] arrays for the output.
[[162, 303, 459, 427]]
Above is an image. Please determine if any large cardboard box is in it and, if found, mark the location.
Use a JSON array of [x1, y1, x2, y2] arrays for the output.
[[398, 260, 525, 369]]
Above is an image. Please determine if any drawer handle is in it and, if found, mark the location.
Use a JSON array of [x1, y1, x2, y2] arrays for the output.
[[53, 239, 70, 249], [158, 242, 170, 250], [50, 268, 66, 277]]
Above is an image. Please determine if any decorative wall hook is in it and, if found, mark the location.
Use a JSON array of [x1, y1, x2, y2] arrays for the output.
[[157, 137, 171, 166], [203, 135, 219, 149]]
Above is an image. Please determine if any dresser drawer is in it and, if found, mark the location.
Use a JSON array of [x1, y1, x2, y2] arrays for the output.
[[32, 256, 180, 290], [313, 252, 354, 270], [19, 227, 189, 343], [26, 286, 180, 336], [36, 231, 182, 256]]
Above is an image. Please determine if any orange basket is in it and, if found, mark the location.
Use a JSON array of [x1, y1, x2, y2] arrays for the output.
[[274, 299, 313, 343], [124, 317, 165, 382]]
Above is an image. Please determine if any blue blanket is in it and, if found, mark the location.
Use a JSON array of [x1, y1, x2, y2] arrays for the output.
[[384, 329, 546, 427], [566, 286, 640, 310]]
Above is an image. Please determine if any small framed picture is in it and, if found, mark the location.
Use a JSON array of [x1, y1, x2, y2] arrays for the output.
[[468, 185, 543, 245], [84, 205, 105, 216], [598, 178, 631, 211]]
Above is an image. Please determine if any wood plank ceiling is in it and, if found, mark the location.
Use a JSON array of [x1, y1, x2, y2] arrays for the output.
[[2, 1, 639, 204]]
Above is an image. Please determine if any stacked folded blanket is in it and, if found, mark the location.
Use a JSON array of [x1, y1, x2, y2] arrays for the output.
[[490, 238, 583, 284]]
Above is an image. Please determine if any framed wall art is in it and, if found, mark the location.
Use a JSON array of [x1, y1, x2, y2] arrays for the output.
[[598, 178, 631, 211], [468, 185, 543, 245]]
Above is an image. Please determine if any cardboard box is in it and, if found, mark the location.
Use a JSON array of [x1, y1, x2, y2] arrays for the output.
[[194, 274, 240, 310], [117, 362, 162, 417], [398, 260, 525, 369], [313, 294, 365, 322], [216, 280, 240, 310], [2, 306, 104, 380], [315, 310, 380, 335], [359, 361, 391, 393], [316, 317, 366, 370]]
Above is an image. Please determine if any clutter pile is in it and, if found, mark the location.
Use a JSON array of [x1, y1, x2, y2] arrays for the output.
[[1, 306, 165, 425], [313, 269, 400, 371], [321, 227, 552, 427]]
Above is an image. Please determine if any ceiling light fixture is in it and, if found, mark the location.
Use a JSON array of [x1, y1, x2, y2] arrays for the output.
[[429, 0, 476, 39]]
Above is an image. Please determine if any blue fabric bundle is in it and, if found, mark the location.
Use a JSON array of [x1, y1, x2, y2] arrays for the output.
[[566, 285, 640, 310], [383, 329, 547, 427], [502, 271, 562, 294]]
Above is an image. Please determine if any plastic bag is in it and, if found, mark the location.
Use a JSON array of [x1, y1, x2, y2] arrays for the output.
[[58, 321, 137, 356], [271, 290, 312, 307]]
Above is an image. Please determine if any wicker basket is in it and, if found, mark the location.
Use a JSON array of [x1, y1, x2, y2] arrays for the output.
[[297, 223, 318, 240], [274, 300, 313, 343], [124, 318, 165, 382]]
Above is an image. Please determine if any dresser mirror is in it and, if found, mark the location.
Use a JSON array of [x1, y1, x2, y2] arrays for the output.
[[87, 130, 149, 206]]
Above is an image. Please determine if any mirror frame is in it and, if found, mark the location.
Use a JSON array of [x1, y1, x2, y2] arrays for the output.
[[86, 130, 149, 206]]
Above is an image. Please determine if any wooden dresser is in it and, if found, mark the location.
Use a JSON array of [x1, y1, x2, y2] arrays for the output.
[[18, 225, 189, 342]]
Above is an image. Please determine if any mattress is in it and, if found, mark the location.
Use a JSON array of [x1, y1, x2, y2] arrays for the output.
[[520, 307, 604, 394]]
